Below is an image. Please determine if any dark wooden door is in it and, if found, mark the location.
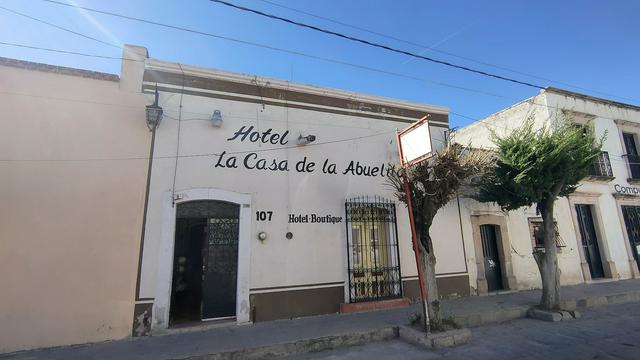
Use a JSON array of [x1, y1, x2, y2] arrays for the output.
[[201, 217, 240, 319], [575, 204, 605, 279], [621, 206, 640, 271], [170, 218, 206, 325], [480, 225, 504, 292]]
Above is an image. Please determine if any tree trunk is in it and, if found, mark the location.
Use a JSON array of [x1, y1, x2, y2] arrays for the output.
[[534, 199, 561, 310], [419, 235, 441, 331]]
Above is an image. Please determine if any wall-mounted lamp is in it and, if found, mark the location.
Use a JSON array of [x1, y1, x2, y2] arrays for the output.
[[257, 231, 268, 242], [145, 85, 163, 131], [211, 110, 223, 127], [297, 134, 316, 146]]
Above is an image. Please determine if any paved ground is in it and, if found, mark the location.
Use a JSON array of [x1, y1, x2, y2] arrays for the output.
[[3, 279, 639, 359], [282, 302, 640, 360]]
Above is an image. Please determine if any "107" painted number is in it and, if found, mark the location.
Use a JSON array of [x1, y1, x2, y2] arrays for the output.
[[256, 211, 273, 221]]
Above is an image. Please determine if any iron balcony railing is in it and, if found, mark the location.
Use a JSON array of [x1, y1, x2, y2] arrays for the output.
[[588, 151, 613, 178], [623, 153, 640, 180]]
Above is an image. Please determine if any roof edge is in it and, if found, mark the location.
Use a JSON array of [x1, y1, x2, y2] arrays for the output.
[[545, 87, 640, 112], [0, 56, 119, 82], [145, 58, 449, 115]]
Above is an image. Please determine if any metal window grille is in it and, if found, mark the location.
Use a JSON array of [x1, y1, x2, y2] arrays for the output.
[[588, 151, 613, 177], [345, 196, 402, 303], [528, 218, 566, 249]]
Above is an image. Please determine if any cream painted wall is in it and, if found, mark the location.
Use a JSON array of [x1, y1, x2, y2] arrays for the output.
[[137, 64, 468, 329], [0, 47, 150, 353]]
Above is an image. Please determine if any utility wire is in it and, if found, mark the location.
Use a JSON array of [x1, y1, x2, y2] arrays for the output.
[[9, 3, 510, 101], [3, 7, 636, 137], [0, 39, 633, 135], [208, 0, 545, 89], [11, 1, 636, 108], [251, 0, 638, 104], [0, 5, 120, 49], [38, 0, 543, 89], [0, 41, 142, 61], [0, 130, 397, 162]]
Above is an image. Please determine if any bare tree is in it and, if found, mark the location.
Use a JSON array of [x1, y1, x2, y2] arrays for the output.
[[388, 143, 491, 330]]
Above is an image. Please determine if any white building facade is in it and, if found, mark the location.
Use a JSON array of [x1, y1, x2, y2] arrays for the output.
[[134, 56, 472, 334], [454, 88, 640, 295]]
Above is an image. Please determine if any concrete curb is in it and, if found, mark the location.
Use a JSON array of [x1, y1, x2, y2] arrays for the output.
[[452, 290, 640, 328], [180, 324, 473, 359], [181, 327, 398, 360], [398, 326, 471, 349]]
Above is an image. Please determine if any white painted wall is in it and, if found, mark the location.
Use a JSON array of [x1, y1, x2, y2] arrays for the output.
[[137, 62, 468, 329], [455, 90, 640, 294]]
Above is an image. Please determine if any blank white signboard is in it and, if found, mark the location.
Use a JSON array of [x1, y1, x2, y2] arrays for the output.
[[400, 121, 432, 165]]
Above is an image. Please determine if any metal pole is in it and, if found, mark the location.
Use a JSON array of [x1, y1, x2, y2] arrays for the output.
[[396, 130, 430, 333], [401, 173, 430, 333]]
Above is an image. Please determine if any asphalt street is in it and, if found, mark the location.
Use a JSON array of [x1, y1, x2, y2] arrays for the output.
[[282, 301, 640, 360]]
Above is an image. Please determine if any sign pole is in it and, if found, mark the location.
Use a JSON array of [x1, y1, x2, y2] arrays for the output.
[[396, 128, 430, 334]]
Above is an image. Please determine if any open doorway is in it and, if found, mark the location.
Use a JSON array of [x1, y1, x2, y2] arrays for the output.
[[170, 200, 240, 326], [480, 224, 504, 292]]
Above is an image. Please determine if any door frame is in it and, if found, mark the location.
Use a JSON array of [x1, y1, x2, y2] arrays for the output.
[[613, 194, 640, 278], [471, 214, 517, 295], [568, 193, 616, 281], [152, 188, 252, 331]]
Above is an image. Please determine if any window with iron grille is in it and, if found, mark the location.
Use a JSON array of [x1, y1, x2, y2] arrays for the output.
[[528, 217, 566, 250], [588, 151, 613, 178], [345, 196, 402, 303]]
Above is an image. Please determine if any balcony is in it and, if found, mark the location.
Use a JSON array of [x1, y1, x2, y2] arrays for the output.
[[586, 151, 614, 181], [623, 153, 640, 183]]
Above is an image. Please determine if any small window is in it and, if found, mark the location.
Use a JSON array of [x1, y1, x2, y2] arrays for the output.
[[528, 218, 566, 250]]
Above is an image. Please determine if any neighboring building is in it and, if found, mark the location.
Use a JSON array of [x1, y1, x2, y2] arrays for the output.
[[454, 88, 640, 295], [135, 56, 471, 335], [0, 46, 150, 353]]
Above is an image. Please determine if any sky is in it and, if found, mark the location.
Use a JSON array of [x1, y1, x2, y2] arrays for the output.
[[1, 0, 638, 128]]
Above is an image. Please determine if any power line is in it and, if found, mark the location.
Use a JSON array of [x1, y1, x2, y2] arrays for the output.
[[251, 0, 638, 104], [0, 129, 398, 162], [8, 3, 511, 101], [0, 40, 630, 137], [0, 38, 632, 136], [0, 41, 143, 61], [0, 5, 120, 49], [208, 0, 546, 90], [37, 0, 543, 90], [4, 6, 636, 135]]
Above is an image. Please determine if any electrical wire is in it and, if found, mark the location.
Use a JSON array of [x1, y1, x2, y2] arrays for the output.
[[37, 0, 542, 89], [0, 5, 120, 49], [7, 3, 512, 101], [207, 0, 545, 89], [7, 1, 635, 114], [0, 41, 633, 139], [2, 8, 638, 159], [25, 2, 637, 109], [0, 129, 398, 162], [251, 0, 639, 104], [0, 41, 142, 62]]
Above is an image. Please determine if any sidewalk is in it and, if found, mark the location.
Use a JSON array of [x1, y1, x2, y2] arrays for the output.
[[3, 279, 640, 360]]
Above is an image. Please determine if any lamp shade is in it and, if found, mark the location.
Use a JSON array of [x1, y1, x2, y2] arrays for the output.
[[146, 104, 163, 130]]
